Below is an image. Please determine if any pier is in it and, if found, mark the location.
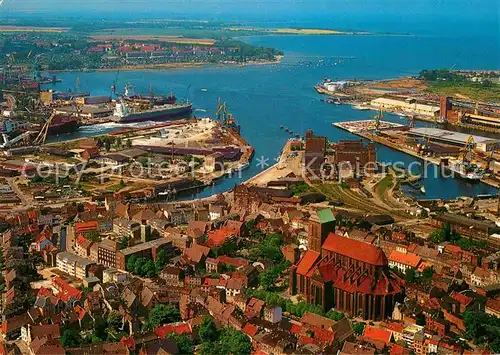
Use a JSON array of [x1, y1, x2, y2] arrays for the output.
[[334, 120, 500, 189]]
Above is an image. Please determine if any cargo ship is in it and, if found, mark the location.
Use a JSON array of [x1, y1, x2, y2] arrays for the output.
[[128, 92, 177, 106], [122, 84, 177, 106], [112, 101, 193, 123], [31, 115, 80, 135], [441, 159, 484, 181]]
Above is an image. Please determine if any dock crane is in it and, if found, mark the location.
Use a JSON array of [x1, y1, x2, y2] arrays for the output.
[[372, 104, 383, 134], [33, 111, 57, 145], [459, 136, 476, 164], [216, 98, 240, 133], [408, 114, 416, 129]]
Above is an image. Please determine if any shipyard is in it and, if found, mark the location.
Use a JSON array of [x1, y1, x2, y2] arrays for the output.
[[0, 80, 255, 207]]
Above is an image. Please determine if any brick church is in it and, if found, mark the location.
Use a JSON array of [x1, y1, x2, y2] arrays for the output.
[[289, 209, 404, 320]]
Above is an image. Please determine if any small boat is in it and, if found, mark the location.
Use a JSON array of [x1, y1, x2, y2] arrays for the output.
[[226, 168, 233, 175], [295, 134, 300, 138], [280, 125, 284, 129], [420, 186, 426, 194], [200, 88, 208, 92]]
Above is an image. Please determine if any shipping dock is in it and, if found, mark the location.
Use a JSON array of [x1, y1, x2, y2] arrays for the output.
[[334, 120, 500, 187]]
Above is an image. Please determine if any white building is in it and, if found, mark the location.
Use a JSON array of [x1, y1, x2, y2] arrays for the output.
[[388, 249, 422, 273], [56, 251, 94, 280], [370, 97, 440, 117], [263, 305, 283, 324]]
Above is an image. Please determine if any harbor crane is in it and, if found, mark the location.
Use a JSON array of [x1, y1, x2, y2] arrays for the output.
[[459, 136, 476, 164], [216, 98, 238, 130], [33, 111, 57, 146], [372, 104, 383, 134], [0, 131, 33, 148], [408, 114, 416, 128]]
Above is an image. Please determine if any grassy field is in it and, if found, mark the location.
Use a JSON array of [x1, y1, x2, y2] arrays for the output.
[[0, 26, 69, 33], [374, 174, 394, 204], [424, 81, 500, 103]]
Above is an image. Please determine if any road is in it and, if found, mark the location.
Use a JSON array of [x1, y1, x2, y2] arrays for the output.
[[6, 177, 30, 206]]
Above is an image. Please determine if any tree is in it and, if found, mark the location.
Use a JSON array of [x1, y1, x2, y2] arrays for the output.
[[84, 230, 101, 243], [126, 255, 138, 272], [155, 248, 167, 271], [429, 222, 460, 243], [352, 322, 366, 336], [61, 329, 82, 348], [416, 313, 426, 326], [166, 333, 193, 354], [198, 316, 219, 342], [199, 341, 223, 355], [134, 257, 146, 275], [259, 267, 279, 291], [326, 309, 345, 321], [125, 139, 132, 148], [220, 327, 252, 355], [405, 268, 417, 284], [421, 266, 434, 281], [120, 236, 130, 250], [148, 304, 181, 329], [141, 259, 157, 278]]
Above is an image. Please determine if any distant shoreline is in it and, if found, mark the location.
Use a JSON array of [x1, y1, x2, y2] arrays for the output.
[[46, 55, 283, 74]]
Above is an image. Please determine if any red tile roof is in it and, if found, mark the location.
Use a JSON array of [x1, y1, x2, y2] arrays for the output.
[[207, 228, 235, 247], [390, 344, 410, 355], [74, 221, 98, 234], [154, 323, 192, 339], [217, 255, 248, 268], [184, 244, 210, 263], [388, 250, 421, 268], [322, 233, 387, 266], [290, 323, 303, 335], [52, 277, 82, 302], [74, 305, 87, 320], [120, 336, 136, 351], [363, 325, 392, 344], [242, 323, 258, 337], [299, 336, 315, 345], [445, 244, 462, 255], [296, 250, 321, 276], [385, 322, 403, 333], [451, 292, 473, 307], [316, 261, 403, 296], [312, 327, 335, 344]]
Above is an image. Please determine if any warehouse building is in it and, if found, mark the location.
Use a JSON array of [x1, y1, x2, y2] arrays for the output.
[[371, 97, 440, 117], [407, 127, 500, 152]]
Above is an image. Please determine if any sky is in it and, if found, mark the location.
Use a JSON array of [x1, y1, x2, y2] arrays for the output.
[[0, 0, 497, 18]]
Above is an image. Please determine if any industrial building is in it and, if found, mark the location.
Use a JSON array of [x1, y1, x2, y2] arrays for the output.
[[370, 98, 440, 117], [407, 127, 500, 152]]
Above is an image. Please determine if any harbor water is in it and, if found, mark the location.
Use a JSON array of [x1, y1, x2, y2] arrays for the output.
[[42, 24, 499, 200]]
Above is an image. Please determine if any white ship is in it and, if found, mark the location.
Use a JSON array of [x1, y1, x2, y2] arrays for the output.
[[445, 160, 484, 181]]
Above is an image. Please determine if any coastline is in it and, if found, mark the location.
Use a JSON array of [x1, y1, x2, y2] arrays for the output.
[[46, 56, 283, 74]]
